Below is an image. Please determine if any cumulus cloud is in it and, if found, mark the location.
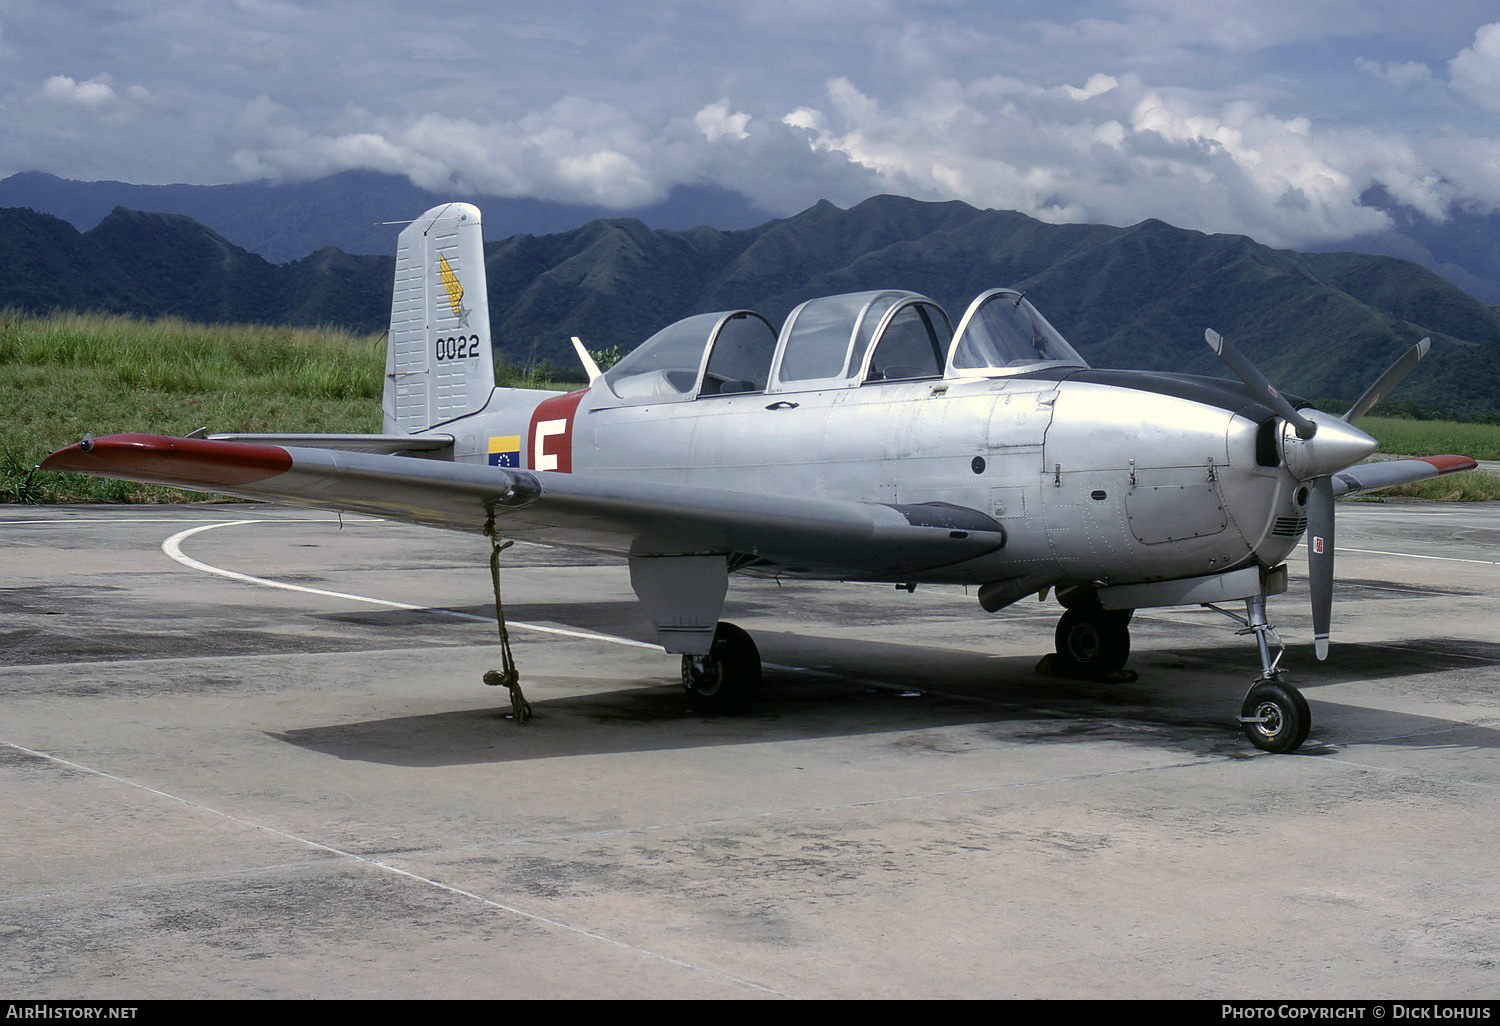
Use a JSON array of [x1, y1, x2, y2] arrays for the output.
[[40, 74, 119, 107], [1355, 57, 1434, 88], [233, 95, 691, 208], [1066, 74, 1119, 102], [694, 100, 751, 142], [774, 73, 1413, 247], [1449, 22, 1500, 111]]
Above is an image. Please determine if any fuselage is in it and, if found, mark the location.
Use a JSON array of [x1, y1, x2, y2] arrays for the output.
[[434, 367, 1306, 590]]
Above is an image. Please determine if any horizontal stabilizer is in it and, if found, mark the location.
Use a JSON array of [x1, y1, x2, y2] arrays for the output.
[[1331, 455, 1478, 497]]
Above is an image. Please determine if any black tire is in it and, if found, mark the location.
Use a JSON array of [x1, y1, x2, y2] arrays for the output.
[[681, 621, 761, 714], [1053, 608, 1131, 675], [1240, 680, 1311, 753]]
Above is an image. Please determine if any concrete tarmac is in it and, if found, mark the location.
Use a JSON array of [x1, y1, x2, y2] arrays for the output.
[[2, 501, 1498, 999]]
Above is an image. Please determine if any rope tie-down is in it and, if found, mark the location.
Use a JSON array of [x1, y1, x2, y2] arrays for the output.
[[482, 516, 532, 724]]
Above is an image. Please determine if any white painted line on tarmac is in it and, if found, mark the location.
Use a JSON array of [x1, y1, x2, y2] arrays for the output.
[[0, 516, 252, 526], [1340, 546, 1500, 566], [161, 520, 661, 650], [0, 514, 384, 526], [157, 520, 858, 684], [1282, 543, 1499, 567]]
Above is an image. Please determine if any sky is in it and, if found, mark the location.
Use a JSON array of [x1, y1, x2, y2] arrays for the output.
[[3, 0, 1498, 249]]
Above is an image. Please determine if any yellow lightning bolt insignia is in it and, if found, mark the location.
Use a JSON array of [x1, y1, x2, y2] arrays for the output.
[[438, 254, 467, 322]]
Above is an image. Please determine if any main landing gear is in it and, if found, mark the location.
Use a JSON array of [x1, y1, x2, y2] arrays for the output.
[[1053, 606, 1133, 677], [681, 621, 762, 714], [1043, 594, 1137, 682]]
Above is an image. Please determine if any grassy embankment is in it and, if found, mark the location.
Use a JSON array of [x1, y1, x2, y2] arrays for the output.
[[0, 310, 572, 502], [3, 310, 1498, 503]]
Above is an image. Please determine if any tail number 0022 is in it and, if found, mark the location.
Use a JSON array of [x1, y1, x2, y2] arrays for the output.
[[435, 335, 481, 361]]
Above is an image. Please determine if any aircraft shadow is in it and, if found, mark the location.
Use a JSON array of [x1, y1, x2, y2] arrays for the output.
[[269, 631, 1500, 766]]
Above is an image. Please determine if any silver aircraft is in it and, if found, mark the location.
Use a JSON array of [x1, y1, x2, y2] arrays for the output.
[[44, 203, 1478, 753]]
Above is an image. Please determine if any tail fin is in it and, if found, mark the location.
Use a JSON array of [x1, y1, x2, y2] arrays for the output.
[[383, 203, 496, 434]]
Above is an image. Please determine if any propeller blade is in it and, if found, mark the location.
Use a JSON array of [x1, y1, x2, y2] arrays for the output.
[[1204, 329, 1318, 439], [1307, 475, 1335, 661], [1343, 337, 1430, 424]]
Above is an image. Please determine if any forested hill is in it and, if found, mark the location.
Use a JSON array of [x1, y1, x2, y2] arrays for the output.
[[3, 195, 1498, 417]]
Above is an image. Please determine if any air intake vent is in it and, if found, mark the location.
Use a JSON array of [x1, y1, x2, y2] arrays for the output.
[[1272, 515, 1308, 538]]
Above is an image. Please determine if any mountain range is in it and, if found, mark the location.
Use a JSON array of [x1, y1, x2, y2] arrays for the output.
[[2, 192, 1498, 418], [0, 170, 777, 264], [6, 170, 1499, 307]]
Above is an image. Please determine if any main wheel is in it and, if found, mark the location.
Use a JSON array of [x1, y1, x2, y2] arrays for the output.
[[681, 621, 761, 714], [1054, 608, 1131, 675], [1239, 680, 1311, 753]]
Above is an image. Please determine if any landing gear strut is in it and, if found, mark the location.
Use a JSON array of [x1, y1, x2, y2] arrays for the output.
[[1217, 591, 1311, 753], [681, 621, 761, 714]]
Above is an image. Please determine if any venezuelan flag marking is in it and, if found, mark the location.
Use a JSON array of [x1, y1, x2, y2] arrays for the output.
[[488, 435, 521, 468]]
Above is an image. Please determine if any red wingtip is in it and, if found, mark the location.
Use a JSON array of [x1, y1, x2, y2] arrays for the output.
[[41, 433, 293, 487], [1415, 455, 1480, 475]]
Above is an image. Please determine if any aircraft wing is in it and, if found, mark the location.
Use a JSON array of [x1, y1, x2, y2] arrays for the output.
[[1331, 455, 1479, 497], [41, 434, 1005, 578]]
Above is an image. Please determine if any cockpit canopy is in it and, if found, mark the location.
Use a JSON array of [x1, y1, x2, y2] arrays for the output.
[[947, 288, 1086, 375], [773, 290, 952, 388], [605, 310, 778, 402], [602, 287, 1087, 403]]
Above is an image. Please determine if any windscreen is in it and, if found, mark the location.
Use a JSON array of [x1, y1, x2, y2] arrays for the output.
[[949, 290, 1087, 373], [605, 312, 724, 400]]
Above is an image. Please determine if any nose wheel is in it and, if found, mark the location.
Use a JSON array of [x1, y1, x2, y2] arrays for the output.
[[1239, 679, 1311, 753]]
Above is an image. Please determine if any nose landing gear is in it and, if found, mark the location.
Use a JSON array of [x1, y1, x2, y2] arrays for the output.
[[1214, 590, 1312, 753]]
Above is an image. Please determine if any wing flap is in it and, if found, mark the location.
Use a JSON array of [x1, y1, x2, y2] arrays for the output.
[[1331, 455, 1479, 497], [43, 434, 1005, 577]]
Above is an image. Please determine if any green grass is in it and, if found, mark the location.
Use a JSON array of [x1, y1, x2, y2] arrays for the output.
[[1358, 416, 1500, 461], [1369, 471, 1500, 502], [2, 310, 385, 503], [0, 310, 387, 400]]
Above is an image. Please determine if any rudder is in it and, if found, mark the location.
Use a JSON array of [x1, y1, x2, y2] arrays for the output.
[[383, 203, 496, 433]]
